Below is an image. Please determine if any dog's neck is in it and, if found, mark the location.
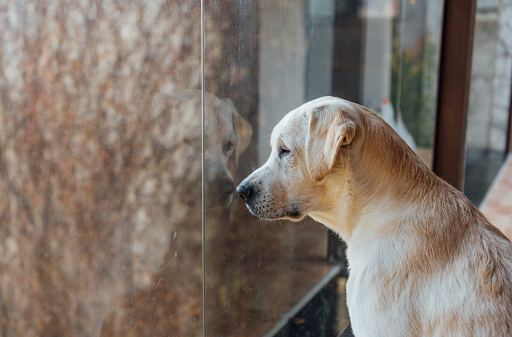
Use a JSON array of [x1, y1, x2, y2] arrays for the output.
[[309, 173, 413, 244], [311, 114, 440, 243]]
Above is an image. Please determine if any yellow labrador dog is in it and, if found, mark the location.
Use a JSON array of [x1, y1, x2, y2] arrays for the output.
[[237, 97, 512, 336]]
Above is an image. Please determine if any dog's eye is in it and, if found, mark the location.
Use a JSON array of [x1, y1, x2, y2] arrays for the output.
[[278, 146, 290, 158], [223, 141, 235, 156]]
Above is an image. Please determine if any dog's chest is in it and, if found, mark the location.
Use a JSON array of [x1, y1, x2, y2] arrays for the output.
[[345, 233, 480, 337], [346, 267, 414, 337], [345, 235, 420, 337], [346, 263, 406, 336]]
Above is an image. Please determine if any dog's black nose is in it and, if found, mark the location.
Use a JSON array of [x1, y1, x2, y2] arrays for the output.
[[236, 183, 251, 200], [222, 180, 235, 195]]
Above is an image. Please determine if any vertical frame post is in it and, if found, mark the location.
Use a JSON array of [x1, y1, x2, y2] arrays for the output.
[[432, 0, 477, 191]]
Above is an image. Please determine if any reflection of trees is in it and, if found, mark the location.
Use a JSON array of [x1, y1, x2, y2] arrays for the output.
[[391, 36, 437, 148], [0, 1, 206, 336]]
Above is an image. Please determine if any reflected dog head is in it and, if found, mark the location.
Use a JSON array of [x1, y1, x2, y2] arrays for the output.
[[150, 90, 252, 210], [204, 93, 252, 208], [236, 97, 364, 221]]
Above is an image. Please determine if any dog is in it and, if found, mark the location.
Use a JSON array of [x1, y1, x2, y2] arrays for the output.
[[237, 96, 512, 336]]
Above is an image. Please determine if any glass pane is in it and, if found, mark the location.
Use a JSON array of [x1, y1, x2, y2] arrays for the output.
[[204, 1, 338, 335], [390, 0, 444, 167], [204, 0, 444, 335], [0, 1, 202, 336], [333, 0, 443, 168], [465, 0, 512, 206]]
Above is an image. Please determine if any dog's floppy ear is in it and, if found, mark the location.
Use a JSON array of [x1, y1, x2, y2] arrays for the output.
[[305, 106, 356, 182], [234, 113, 252, 166], [224, 99, 253, 167]]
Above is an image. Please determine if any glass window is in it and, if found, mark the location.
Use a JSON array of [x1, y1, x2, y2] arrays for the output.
[[204, 2, 336, 334], [390, 0, 444, 167], [465, 0, 512, 206]]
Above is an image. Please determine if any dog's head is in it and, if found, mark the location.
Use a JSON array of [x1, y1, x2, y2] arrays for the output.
[[204, 93, 252, 208], [236, 97, 364, 221]]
